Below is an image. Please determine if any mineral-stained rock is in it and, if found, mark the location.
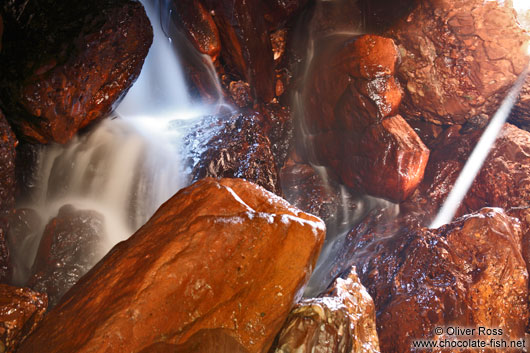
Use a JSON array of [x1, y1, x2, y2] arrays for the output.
[[510, 75, 530, 131], [27, 205, 106, 308], [302, 34, 428, 202], [0, 0, 153, 144], [172, 0, 220, 60], [192, 111, 280, 194], [203, 0, 275, 102], [403, 123, 530, 226], [345, 208, 528, 353], [18, 178, 326, 353], [0, 284, 47, 352], [388, 0, 530, 125], [280, 161, 357, 225], [272, 267, 380, 353], [259, 103, 293, 171], [229, 80, 252, 108]]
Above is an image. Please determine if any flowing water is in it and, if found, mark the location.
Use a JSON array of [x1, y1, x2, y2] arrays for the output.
[[11, 0, 226, 285]]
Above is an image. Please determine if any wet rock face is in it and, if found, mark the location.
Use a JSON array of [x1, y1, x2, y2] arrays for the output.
[[0, 0, 153, 144], [388, 0, 530, 125], [510, 75, 530, 131], [192, 111, 280, 194], [304, 35, 429, 202], [0, 284, 47, 352], [18, 178, 325, 353], [262, 0, 309, 30], [272, 267, 380, 353], [27, 205, 106, 308], [403, 123, 530, 225], [203, 0, 275, 102], [0, 110, 17, 283], [347, 208, 528, 353], [280, 161, 357, 225], [172, 0, 220, 60]]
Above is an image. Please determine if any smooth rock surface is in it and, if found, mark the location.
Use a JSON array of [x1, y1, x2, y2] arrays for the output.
[[27, 205, 106, 308], [388, 0, 530, 125], [272, 267, 380, 353], [18, 178, 325, 353], [347, 208, 528, 353], [0, 284, 47, 352], [0, 0, 153, 144]]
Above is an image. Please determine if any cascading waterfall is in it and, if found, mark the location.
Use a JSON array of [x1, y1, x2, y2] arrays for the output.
[[11, 0, 226, 285]]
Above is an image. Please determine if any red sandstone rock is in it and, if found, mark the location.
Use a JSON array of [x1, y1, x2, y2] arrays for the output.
[[0, 0, 153, 144], [347, 208, 528, 353], [172, 0, 220, 60], [18, 178, 325, 353], [403, 123, 530, 225], [0, 284, 47, 352], [27, 205, 106, 308], [388, 0, 530, 125], [272, 267, 380, 353], [203, 0, 275, 102]]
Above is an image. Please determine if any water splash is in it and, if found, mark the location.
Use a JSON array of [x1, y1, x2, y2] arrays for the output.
[[11, 0, 226, 285], [430, 63, 530, 228]]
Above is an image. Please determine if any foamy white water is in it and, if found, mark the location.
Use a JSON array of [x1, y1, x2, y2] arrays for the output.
[[12, 0, 225, 284]]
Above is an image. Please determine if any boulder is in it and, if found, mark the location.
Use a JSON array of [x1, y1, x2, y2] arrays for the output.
[[172, 0, 220, 60], [388, 0, 530, 125], [202, 0, 275, 102], [18, 178, 325, 353], [192, 111, 280, 194], [27, 205, 107, 308], [0, 0, 153, 144], [272, 267, 380, 353], [347, 208, 528, 353], [403, 123, 530, 226], [303, 35, 429, 202], [0, 284, 47, 352]]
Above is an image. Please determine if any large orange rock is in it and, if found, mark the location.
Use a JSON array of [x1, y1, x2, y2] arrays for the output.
[[0, 284, 47, 352], [388, 0, 530, 125], [18, 178, 325, 353]]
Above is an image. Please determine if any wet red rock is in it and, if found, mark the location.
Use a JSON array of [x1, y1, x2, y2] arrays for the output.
[[272, 267, 380, 353], [0, 284, 47, 352], [403, 123, 530, 225], [203, 0, 275, 102], [18, 178, 325, 353], [303, 34, 427, 202], [27, 205, 106, 308], [173, 0, 220, 60], [0, 0, 153, 144], [262, 0, 309, 30], [346, 208, 528, 353], [388, 0, 530, 125], [192, 111, 280, 194]]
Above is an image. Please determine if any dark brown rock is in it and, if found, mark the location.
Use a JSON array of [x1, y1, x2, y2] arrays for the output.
[[0, 110, 17, 283], [27, 205, 106, 308], [358, 0, 417, 33], [192, 111, 280, 194], [510, 75, 530, 131], [0, 284, 47, 352], [280, 161, 357, 225], [0, 14, 3, 52], [0, 0, 153, 144], [262, 0, 310, 30], [229, 80, 252, 108], [272, 267, 380, 353], [403, 123, 530, 226], [172, 0, 221, 60], [18, 178, 325, 353], [203, 0, 275, 102], [388, 0, 530, 125], [347, 208, 528, 353], [259, 103, 293, 172]]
